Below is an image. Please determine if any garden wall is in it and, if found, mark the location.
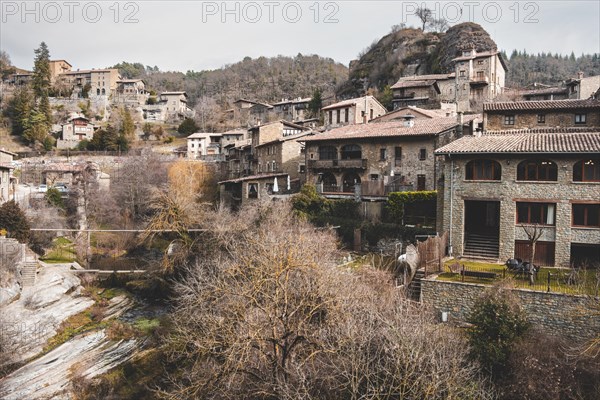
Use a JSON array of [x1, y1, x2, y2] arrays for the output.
[[421, 279, 600, 342]]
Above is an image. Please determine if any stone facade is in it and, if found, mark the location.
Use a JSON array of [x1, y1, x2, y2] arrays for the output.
[[323, 96, 387, 129], [454, 50, 506, 112], [255, 134, 307, 182], [485, 109, 600, 131], [305, 135, 447, 196], [439, 155, 600, 266], [421, 279, 600, 343]]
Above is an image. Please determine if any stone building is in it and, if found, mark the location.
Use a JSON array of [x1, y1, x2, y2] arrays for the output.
[[0, 149, 17, 204], [218, 172, 289, 209], [58, 68, 121, 98], [114, 79, 149, 105], [391, 74, 456, 110], [371, 105, 456, 123], [249, 120, 310, 178], [322, 96, 387, 129], [436, 129, 600, 267], [57, 115, 95, 149], [232, 99, 274, 126], [302, 115, 479, 200], [483, 99, 600, 131], [566, 73, 600, 100], [272, 97, 312, 122], [224, 139, 253, 179], [454, 49, 507, 112]]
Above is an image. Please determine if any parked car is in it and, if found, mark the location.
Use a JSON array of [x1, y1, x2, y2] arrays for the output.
[[54, 184, 68, 193], [38, 184, 48, 193]]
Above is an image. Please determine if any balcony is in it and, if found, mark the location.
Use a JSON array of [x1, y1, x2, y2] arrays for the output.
[[470, 74, 489, 85], [308, 158, 367, 170]]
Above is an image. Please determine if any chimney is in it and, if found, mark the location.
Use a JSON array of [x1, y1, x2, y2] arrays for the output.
[[456, 111, 464, 137], [577, 71, 584, 79], [401, 114, 415, 128]]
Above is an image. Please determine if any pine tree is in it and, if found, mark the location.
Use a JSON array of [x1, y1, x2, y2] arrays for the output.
[[32, 42, 51, 123], [308, 88, 323, 118], [0, 201, 31, 243], [120, 107, 135, 141], [7, 86, 33, 136]]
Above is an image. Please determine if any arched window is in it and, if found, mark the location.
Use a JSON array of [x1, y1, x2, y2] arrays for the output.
[[517, 159, 557, 181], [318, 145, 337, 160], [101, 88, 106, 95], [465, 159, 501, 181], [573, 158, 600, 182], [341, 144, 362, 160], [319, 172, 337, 192], [342, 172, 361, 192]]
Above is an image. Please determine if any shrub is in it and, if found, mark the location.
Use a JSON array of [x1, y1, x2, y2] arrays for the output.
[[467, 286, 530, 378]]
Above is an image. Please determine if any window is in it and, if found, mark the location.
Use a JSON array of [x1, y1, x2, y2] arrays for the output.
[[460, 70, 465, 77], [328, 110, 332, 124], [344, 108, 349, 123], [380, 148, 387, 161], [248, 183, 258, 199], [537, 114, 545, 124], [336, 109, 341, 124], [575, 114, 586, 124], [417, 175, 426, 191], [516, 202, 556, 225], [370, 174, 379, 181], [504, 115, 515, 125], [465, 159, 501, 180], [517, 159, 558, 181], [419, 148, 426, 161], [370, 109, 374, 120], [477, 60, 484, 65], [299, 165, 306, 173], [318, 145, 337, 160], [573, 158, 600, 182], [572, 204, 600, 227], [341, 144, 362, 160]]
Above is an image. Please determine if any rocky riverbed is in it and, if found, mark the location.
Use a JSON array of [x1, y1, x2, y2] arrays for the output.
[[0, 264, 142, 399]]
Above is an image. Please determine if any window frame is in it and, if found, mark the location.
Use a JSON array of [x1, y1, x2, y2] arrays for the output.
[[574, 113, 587, 124], [418, 148, 426, 161], [517, 159, 558, 182], [573, 158, 600, 182], [380, 148, 387, 161], [465, 159, 502, 181], [504, 115, 515, 125], [537, 114, 545, 124], [516, 202, 556, 226], [572, 203, 600, 228]]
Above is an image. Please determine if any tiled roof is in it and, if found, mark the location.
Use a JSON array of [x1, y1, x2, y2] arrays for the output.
[[371, 106, 452, 122], [321, 96, 382, 111], [521, 87, 568, 96], [302, 116, 478, 142], [484, 127, 600, 135], [255, 131, 312, 147], [273, 97, 311, 106], [435, 131, 600, 155], [219, 172, 287, 184], [452, 50, 499, 61], [390, 80, 436, 89], [397, 73, 455, 81], [483, 99, 600, 111]]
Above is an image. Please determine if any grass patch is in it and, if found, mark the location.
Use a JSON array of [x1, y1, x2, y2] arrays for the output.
[[42, 310, 109, 354], [134, 318, 161, 336], [437, 259, 600, 295], [40, 236, 77, 263]]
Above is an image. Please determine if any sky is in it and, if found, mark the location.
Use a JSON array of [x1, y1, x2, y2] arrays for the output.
[[1, 1, 599, 72]]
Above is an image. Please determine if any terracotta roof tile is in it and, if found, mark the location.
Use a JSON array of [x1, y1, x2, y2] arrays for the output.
[[390, 80, 436, 89], [483, 99, 600, 112], [302, 116, 478, 142], [435, 131, 600, 154]]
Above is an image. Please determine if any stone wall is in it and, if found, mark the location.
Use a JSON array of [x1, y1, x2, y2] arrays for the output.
[[421, 278, 600, 342], [440, 155, 600, 266], [485, 109, 600, 131]]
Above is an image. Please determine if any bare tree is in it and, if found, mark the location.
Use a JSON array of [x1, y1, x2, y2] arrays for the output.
[[520, 223, 545, 265], [158, 202, 494, 399], [416, 7, 433, 31], [428, 17, 450, 33]]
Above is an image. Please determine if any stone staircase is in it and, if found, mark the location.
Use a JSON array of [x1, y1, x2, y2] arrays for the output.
[[20, 261, 38, 287], [464, 233, 499, 260], [408, 269, 425, 301]]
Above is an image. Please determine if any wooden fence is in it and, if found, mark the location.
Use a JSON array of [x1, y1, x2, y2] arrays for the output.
[[417, 232, 448, 277]]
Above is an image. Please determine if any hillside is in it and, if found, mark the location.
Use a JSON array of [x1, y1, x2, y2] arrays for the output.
[[337, 23, 497, 98], [112, 54, 348, 107], [336, 22, 599, 98]]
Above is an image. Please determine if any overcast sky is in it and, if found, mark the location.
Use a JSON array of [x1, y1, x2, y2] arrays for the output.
[[1, 1, 599, 72]]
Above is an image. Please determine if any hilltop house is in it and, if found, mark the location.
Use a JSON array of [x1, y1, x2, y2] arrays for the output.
[[186, 129, 246, 160], [436, 99, 600, 267], [566, 73, 600, 100], [322, 96, 387, 129], [114, 79, 149, 105], [272, 97, 312, 122], [0, 149, 17, 204], [57, 115, 96, 149], [233, 99, 274, 125], [142, 91, 195, 122], [57, 68, 121, 98], [391, 74, 456, 109], [302, 114, 479, 204]]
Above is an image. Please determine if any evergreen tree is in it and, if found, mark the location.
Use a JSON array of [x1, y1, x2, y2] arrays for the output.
[[22, 109, 48, 144], [120, 107, 136, 140], [32, 42, 51, 124], [308, 88, 323, 118], [0, 201, 31, 243], [177, 118, 199, 135], [7, 86, 33, 136]]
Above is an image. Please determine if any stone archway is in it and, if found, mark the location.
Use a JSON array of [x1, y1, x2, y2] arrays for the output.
[[342, 172, 361, 193]]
